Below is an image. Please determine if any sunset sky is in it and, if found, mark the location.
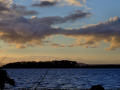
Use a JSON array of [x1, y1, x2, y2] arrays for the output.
[[0, 0, 120, 64]]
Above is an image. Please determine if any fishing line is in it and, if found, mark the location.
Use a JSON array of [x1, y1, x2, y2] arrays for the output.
[[32, 69, 49, 89]]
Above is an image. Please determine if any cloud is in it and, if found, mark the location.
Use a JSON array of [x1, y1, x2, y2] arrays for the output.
[[0, 0, 13, 8], [63, 16, 120, 50], [0, 3, 38, 21], [0, 3, 9, 11], [64, 0, 86, 7], [35, 10, 90, 24], [49, 16, 120, 50], [12, 4, 38, 16], [63, 10, 90, 22], [33, 0, 86, 7], [0, 0, 12, 11], [0, 2, 120, 51], [32, 1, 57, 7], [0, 0, 38, 17], [50, 43, 65, 47], [0, 10, 89, 48]]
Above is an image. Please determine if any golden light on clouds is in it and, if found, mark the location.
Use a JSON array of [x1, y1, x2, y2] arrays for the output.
[[0, 0, 120, 64]]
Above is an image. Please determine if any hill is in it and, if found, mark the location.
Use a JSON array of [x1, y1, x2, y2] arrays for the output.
[[2, 60, 120, 68], [2, 60, 87, 68]]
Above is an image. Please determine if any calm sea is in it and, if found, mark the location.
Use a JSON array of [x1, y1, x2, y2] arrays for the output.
[[5, 69, 120, 89]]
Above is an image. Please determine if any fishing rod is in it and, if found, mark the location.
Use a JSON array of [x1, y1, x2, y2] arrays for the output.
[[32, 69, 49, 89]]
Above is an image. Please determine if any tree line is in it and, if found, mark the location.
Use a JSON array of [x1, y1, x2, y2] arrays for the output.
[[2, 60, 120, 68]]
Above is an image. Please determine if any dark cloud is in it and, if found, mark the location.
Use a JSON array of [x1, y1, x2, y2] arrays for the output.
[[35, 10, 90, 24], [32, 0, 86, 7], [0, 3, 9, 11], [63, 10, 90, 22], [0, 10, 89, 48], [0, 0, 11, 11], [32, 1, 57, 7], [0, 2, 38, 20]]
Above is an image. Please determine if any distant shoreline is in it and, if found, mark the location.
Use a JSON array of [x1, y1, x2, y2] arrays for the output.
[[2, 60, 120, 68]]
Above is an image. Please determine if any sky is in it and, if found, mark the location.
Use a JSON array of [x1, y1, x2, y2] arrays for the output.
[[0, 0, 120, 64]]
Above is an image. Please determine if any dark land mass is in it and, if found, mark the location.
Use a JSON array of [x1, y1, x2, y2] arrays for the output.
[[2, 60, 120, 68]]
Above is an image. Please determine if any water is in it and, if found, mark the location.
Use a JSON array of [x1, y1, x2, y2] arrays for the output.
[[5, 69, 120, 89]]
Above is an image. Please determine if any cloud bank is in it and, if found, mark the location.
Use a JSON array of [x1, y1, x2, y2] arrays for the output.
[[64, 16, 120, 50], [33, 0, 86, 7], [0, 5, 89, 48], [32, 1, 57, 7], [0, 7, 120, 50], [0, 0, 120, 51]]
